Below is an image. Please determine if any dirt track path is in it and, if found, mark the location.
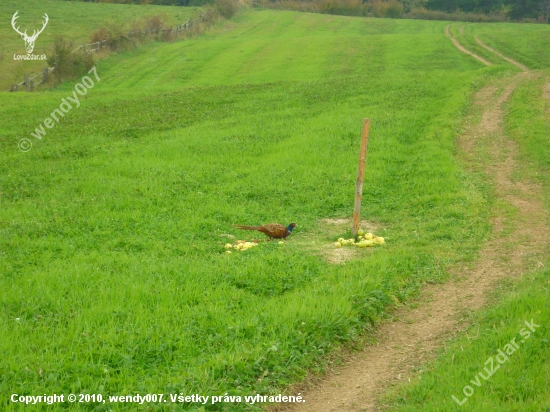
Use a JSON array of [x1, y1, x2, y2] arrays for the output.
[[475, 37, 529, 71], [445, 25, 491, 66], [272, 40, 548, 412]]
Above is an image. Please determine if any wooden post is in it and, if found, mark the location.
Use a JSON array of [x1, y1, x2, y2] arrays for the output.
[[43, 67, 48, 84], [352, 118, 371, 237], [54, 54, 60, 83]]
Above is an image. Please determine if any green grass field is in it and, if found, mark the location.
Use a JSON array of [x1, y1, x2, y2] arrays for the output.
[[0, 0, 202, 90], [1, 3, 549, 411]]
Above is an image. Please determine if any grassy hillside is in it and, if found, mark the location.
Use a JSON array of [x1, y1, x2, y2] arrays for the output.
[[0, 0, 202, 90], [0, 6, 535, 411], [95, 13, 483, 89]]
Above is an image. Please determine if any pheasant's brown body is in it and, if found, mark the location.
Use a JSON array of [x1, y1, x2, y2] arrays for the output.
[[233, 223, 296, 239]]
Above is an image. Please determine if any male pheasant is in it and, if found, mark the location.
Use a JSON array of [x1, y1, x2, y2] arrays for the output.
[[232, 223, 296, 239]]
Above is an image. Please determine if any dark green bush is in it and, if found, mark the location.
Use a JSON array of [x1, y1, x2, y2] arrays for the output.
[[47, 36, 96, 84]]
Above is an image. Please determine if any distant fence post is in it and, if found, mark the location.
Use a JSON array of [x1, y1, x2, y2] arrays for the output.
[[55, 54, 60, 83], [43, 67, 49, 84], [24, 74, 29, 91], [352, 118, 371, 237]]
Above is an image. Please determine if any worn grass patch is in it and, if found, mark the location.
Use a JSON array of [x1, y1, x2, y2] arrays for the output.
[[290, 218, 386, 264]]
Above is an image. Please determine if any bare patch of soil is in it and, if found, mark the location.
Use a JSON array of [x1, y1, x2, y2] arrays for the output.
[[270, 72, 549, 412], [320, 218, 383, 234], [293, 218, 385, 264], [314, 219, 385, 264]]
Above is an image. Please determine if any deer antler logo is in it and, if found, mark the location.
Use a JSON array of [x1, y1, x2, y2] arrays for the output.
[[11, 11, 49, 54]]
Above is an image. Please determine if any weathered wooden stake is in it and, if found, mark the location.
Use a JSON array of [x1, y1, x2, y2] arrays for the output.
[[352, 118, 371, 236], [43, 67, 49, 84]]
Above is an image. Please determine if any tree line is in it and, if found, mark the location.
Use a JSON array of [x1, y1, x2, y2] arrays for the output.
[[72, 0, 550, 21]]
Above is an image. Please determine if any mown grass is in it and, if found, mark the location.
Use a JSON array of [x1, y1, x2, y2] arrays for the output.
[[379, 71, 550, 412], [0, 7, 508, 412], [94, 10, 486, 90], [0, 0, 202, 90]]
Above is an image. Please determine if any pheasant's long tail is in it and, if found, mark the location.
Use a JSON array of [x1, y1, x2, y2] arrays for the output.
[[232, 225, 261, 231]]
